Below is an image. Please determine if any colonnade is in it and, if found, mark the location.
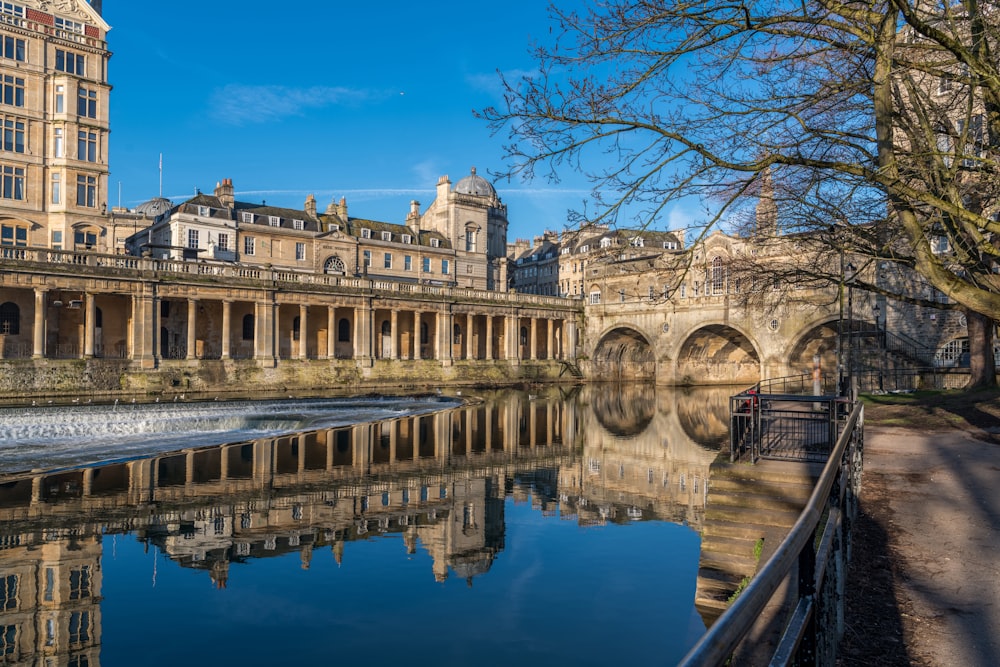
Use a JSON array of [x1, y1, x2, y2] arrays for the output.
[[1, 284, 579, 367]]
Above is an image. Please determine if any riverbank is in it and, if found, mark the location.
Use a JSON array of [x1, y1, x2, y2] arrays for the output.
[[838, 389, 1000, 666]]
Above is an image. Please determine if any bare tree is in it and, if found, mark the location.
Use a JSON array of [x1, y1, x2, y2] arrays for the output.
[[482, 0, 1000, 388]]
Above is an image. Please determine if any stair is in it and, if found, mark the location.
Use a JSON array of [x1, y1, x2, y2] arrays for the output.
[[695, 459, 823, 627]]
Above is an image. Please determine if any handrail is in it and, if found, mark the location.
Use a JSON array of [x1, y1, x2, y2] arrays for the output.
[[680, 400, 863, 666]]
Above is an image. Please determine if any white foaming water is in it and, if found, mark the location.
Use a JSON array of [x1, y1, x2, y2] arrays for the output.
[[0, 395, 458, 474]]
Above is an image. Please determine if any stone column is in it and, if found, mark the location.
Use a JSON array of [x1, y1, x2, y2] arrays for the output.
[[466, 313, 474, 360], [221, 300, 232, 360], [546, 318, 554, 361], [32, 288, 46, 358], [529, 318, 538, 360], [412, 310, 421, 360], [186, 299, 197, 360], [390, 309, 399, 360], [131, 292, 156, 367], [83, 292, 96, 358], [567, 319, 578, 359], [299, 304, 308, 360], [327, 305, 336, 359], [255, 297, 276, 366], [485, 315, 493, 361]]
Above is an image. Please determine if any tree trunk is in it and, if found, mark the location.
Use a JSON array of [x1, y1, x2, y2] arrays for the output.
[[965, 308, 997, 389]]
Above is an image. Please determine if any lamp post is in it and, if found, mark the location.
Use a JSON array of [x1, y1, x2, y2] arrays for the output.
[[845, 263, 856, 399], [873, 303, 884, 391]]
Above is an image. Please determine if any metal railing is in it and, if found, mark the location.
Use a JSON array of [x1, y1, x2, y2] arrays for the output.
[[680, 400, 864, 666]]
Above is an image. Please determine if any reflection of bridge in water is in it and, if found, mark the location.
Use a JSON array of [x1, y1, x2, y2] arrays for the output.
[[0, 386, 737, 666]]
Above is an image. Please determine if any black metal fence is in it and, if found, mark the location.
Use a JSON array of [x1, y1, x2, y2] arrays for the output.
[[680, 400, 864, 666]]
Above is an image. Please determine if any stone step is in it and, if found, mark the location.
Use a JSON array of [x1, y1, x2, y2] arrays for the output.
[[707, 476, 815, 501], [701, 534, 764, 560], [699, 550, 758, 575], [702, 521, 770, 541], [711, 460, 824, 486], [706, 489, 814, 513], [704, 504, 802, 528]]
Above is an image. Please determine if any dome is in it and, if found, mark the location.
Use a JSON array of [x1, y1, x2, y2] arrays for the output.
[[453, 167, 496, 197], [135, 197, 173, 217]]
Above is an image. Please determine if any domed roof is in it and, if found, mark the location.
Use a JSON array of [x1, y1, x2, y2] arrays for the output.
[[135, 197, 173, 217], [453, 167, 496, 197]]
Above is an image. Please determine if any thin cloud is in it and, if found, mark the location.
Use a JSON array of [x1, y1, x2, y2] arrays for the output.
[[209, 84, 380, 125], [465, 68, 538, 99]]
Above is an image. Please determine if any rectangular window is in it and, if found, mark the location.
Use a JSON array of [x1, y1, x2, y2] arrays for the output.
[[217, 233, 229, 250], [292, 219, 303, 230], [430, 238, 439, 248], [360, 228, 371, 239], [0, 3, 25, 18], [51, 173, 61, 204], [241, 211, 253, 223], [197, 205, 209, 217], [55, 16, 84, 34], [401, 234, 411, 244], [442, 259, 450, 275], [0, 574, 16, 610], [74, 230, 96, 247], [76, 174, 96, 207], [51, 230, 62, 249], [69, 566, 90, 600], [1, 624, 15, 658], [381, 231, 391, 241], [69, 610, 89, 644], [404, 255, 411, 271], [1, 164, 24, 200], [187, 229, 199, 249], [1, 74, 23, 107], [55, 85, 65, 113], [268, 215, 279, 226], [77, 130, 97, 162], [363, 250, 371, 267], [243, 236, 255, 255], [383, 252, 392, 269], [1, 36, 25, 62], [422, 257, 431, 272], [590, 291, 601, 304], [2, 117, 24, 153], [465, 229, 476, 251], [53, 127, 64, 157], [77, 86, 97, 118], [55, 49, 85, 75], [295, 242, 305, 261]]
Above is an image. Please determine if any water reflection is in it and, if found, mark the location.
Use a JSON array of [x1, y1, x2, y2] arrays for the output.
[[0, 385, 731, 666]]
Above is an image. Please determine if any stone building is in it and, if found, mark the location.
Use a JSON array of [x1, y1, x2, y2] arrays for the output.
[[0, 0, 111, 253], [508, 230, 560, 296]]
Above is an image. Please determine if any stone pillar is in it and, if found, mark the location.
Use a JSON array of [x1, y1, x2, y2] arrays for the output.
[[354, 303, 372, 364], [221, 300, 232, 360], [299, 304, 308, 360], [567, 319, 578, 359], [327, 305, 336, 359], [131, 292, 156, 367], [255, 298, 276, 365], [466, 313, 474, 360], [413, 310, 421, 360], [83, 292, 96, 358], [186, 299, 197, 360], [485, 315, 493, 361], [32, 288, 46, 358], [529, 318, 538, 360], [390, 309, 398, 360], [546, 318, 554, 361]]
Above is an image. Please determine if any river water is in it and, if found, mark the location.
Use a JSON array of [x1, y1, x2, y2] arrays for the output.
[[0, 384, 734, 666]]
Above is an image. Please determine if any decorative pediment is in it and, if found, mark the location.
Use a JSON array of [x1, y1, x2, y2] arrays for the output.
[[25, 0, 110, 32]]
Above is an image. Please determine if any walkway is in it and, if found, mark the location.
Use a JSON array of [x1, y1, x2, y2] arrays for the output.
[[842, 427, 1000, 665]]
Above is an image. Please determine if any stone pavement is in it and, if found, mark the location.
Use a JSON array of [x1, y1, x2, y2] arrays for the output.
[[862, 427, 1000, 666]]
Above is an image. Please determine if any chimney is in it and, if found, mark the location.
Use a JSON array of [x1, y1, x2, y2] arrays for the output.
[[214, 178, 234, 209], [337, 196, 348, 220], [437, 174, 451, 201], [304, 194, 317, 218], [407, 200, 421, 232]]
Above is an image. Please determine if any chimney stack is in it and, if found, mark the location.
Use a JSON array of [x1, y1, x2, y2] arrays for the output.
[[304, 194, 317, 218], [214, 178, 234, 209]]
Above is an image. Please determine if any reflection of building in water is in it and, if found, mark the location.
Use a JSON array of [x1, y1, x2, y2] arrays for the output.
[[557, 385, 722, 528], [0, 529, 102, 666]]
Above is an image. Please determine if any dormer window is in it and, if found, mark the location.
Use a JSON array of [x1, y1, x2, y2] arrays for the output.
[[381, 231, 392, 241], [54, 17, 84, 34], [430, 238, 440, 248], [329, 223, 340, 232], [630, 236, 644, 247], [561, 247, 570, 255], [361, 228, 371, 239], [268, 215, 280, 227], [197, 206, 210, 217], [401, 234, 412, 244], [663, 241, 677, 250], [600, 237, 612, 248], [241, 212, 254, 223], [292, 219, 304, 231], [579, 245, 589, 253]]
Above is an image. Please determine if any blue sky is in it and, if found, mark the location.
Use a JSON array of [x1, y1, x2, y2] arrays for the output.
[[101, 1, 693, 241]]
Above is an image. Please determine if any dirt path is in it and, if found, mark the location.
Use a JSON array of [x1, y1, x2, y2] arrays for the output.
[[839, 426, 1000, 666]]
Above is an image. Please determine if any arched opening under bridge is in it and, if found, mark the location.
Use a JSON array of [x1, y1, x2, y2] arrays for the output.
[[591, 327, 655, 381], [676, 325, 759, 385]]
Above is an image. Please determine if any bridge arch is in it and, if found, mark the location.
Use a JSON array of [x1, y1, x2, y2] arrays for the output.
[[674, 323, 761, 385], [591, 325, 656, 381]]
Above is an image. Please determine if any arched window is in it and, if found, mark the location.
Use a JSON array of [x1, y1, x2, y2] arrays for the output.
[[712, 256, 726, 295], [381, 320, 391, 336], [242, 314, 254, 340], [0, 302, 19, 335], [338, 318, 351, 342], [324, 256, 346, 275], [519, 326, 528, 345]]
